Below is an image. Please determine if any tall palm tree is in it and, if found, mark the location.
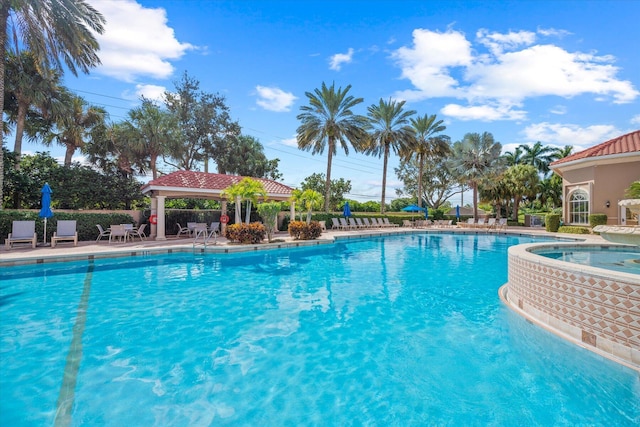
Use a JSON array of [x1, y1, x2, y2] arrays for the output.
[[550, 145, 574, 162], [0, 0, 105, 206], [365, 98, 416, 213], [297, 82, 369, 212], [449, 132, 503, 219], [44, 94, 107, 166], [126, 99, 179, 179], [5, 51, 65, 167], [521, 141, 557, 176], [404, 114, 448, 208]]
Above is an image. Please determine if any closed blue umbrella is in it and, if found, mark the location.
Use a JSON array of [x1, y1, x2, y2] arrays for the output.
[[456, 205, 460, 220], [343, 202, 351, 217], [39, 183, 54, 245]]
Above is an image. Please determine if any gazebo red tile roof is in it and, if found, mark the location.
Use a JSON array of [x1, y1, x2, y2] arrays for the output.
[[141, 171, 294, 200], [550, 129, 640, 167]]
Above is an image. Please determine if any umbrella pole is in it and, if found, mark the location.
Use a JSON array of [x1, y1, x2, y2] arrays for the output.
[[44, 218, 47, 245]]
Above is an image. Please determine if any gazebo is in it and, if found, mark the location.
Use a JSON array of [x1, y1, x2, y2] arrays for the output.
[[140, 171, 295, 240]]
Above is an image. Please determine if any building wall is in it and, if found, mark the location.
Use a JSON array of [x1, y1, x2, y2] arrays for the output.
[[561, 159, 639, 225]]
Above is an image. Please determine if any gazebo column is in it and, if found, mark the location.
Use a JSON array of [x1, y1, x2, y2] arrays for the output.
[[150, 197, 158, 238], [155, 195, 167, 241], [221, 200, 228, 234]]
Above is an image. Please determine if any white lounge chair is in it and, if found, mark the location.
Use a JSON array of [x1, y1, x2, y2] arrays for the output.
[[485, 218, 496, 230], [496, 218, 508, 231], [331, 218, 343, 230], [51, 220, 78, 248], [363, 218, 374, 228], [339, 218, 353, 230], [5, 220, 37, 249], [96, 224, 110, 242], [128, 223, 147, 241], [176, 223, 191, 238], [348, 218, 359, 230], [383, 218, 399, 227]]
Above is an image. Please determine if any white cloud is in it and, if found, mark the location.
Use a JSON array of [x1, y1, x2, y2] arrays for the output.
[[329, 48, 355, 71], [280, 136, 298, 148], [550, 105, 567, 115], [441, 103, 527, 121], [89, 0, 194, 81], [523, 122, 621, 147], [631, 114, 640, 125], [537, 27, 572, 38], [476, 29, 536, 55], [136, 84, 166, 101], [392, 29, 472, 99], [255, 86, 297, 112], [391, 27, 639, 113]]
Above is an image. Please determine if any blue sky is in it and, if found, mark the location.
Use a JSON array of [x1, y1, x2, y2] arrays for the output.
[[19, 0, 640, 205]]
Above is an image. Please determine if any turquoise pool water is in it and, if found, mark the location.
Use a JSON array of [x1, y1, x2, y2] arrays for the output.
[[1, 233, 639, 426], [536, 246, 640, 274]]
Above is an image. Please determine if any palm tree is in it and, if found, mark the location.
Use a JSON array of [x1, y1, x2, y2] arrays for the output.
[[0, 0, 105, 206], [404, 114, 448, 208], [296, 82, 369, 212], [503, 146, 523, 166], [365, 98, 416, 213], [126, 99, 179, 179], [521, 141, 557, 176], [298, 189, 324, 224], [550, 145, 574, 162], [5, 51, 65, 167], [44, 94, 107, 166], [223, 178, 267, 224], [449, 132, 503, 219]]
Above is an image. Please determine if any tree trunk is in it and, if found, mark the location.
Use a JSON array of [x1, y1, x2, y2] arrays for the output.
[[472, 182, 478, 219], [381, 144, 389, 214], [150, 155, 158, 179], [417, 153, 424, 208], [0, 3, 10, 209], [324, 137, 334, 212], [512, 196, 521, 222], [64, 144, 75, 166], [245, 201, 251, 224], [13, 100, 28, 169]]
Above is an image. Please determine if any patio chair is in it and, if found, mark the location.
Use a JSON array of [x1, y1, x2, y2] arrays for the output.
[[96, 224, 110, 242], [402, 219, 413, 228], [485, 218, 497, 230], [128, 223, 147, 241], [497, 218, 508, 231], [339, 218, 353, 230], [210, 222, 220, 235], [51, 220, 78, 248], [474, 218, 486, 228], [331, 218, 342, 230], [109, 225, 127, 243], [193, 223, 216, 246], [348, 218, 359, 230], [355, 218, 367, 229], [176, 223, 191, 238], [384, 218, 399, 228], [363, 218, 374, 228], [5, 220, 37, 249]]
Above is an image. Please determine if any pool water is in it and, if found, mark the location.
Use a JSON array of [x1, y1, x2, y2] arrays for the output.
[[1, 234, 639, 426], [536, 246, 640, 274]]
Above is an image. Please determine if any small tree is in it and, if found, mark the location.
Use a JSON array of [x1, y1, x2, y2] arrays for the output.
[[297, 189, 323, 224], [222, 178, 266, 224], [257, 202, 282, 242]]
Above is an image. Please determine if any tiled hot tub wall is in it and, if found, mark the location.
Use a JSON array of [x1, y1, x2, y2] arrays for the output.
[[505, 243, 640, 370]]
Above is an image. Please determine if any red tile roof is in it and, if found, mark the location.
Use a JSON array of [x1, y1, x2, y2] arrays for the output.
[[550, 129, 640, 167], [141, 171, 293, 195]]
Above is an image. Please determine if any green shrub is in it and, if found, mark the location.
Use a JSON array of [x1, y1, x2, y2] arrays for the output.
[[558, 226, 591, 234], [288, 220, 322, 240], [224, 222, 265, 244], [545, 214, 561, 232], [588, 213, 608, 228]]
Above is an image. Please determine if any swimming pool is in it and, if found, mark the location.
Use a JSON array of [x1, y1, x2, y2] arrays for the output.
[[1, 233, 639, 426], [535, 245, 640, 274]]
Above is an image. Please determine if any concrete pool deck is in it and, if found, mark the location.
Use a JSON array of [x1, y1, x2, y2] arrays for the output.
[[0, 226, 606, 266]]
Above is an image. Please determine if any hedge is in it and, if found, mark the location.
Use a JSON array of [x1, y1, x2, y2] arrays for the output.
[[545, 214, 561, 232], [589, 213, 608, 228], [557, 226, 591, 234], [0, 211, 135, 243]]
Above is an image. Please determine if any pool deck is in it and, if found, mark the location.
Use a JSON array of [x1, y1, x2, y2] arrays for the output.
[[0, 225, 605, 266]]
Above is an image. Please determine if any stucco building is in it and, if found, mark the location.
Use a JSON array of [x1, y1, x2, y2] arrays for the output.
[[549, 130, 640, 226]]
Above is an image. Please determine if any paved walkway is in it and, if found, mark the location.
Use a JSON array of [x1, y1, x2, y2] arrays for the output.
[[0, 226, 606, 266]]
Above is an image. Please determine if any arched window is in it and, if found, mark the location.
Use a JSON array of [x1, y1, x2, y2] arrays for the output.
[[569, 190, 589, 224]]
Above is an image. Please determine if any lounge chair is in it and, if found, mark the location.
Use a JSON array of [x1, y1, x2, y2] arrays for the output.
[[339, 218, 353, 230], [458, 218, 475, 228], [402, 219, 413, 228], [363, 218, 374, 228], [485, 218, 496, 230], [474, 218, 486, 229], [383, 218, 399, 227], [348, 218, 360, 230], [109, 224, 128, 243], [5, 220, 37, 249], [128, 223, 147, 241], [497, 218, 508, 231], [96, 224, 110, 242], [51, 220, 78, 248], [176, 223, 191, 238], [331, 218, 343, 230], [355, 218, 367, 229]]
